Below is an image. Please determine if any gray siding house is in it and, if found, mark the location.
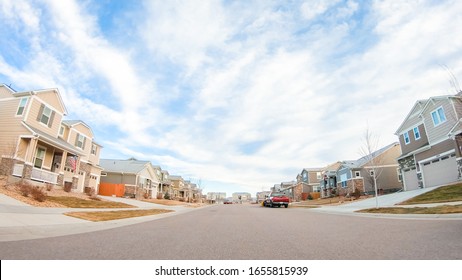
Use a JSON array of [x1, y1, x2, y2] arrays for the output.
[[395, 93, 462, 190]]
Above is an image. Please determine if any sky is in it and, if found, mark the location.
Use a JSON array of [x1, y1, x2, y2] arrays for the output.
[[1, 0, 462, 196]]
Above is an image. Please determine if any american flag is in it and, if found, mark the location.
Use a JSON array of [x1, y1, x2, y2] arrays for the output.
[[67, 156, 77, 171]]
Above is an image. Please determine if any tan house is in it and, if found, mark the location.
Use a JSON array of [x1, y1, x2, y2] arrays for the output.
[[0, 84, 103, 192], [99, 158, 160, 199]]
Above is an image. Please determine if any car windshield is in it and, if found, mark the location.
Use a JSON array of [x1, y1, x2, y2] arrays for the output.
[[270, 192, 284, 197]]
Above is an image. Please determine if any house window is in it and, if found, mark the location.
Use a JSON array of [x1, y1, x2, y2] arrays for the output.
[[403, 132, 410, 144], [370, 170, 375, 177], [34, 147, 46, 168], [37, 104, 55, 127], [91, 143, 97, 155], [59, 125, 65, 137], [316, 172, 322, 180], [75, 134, 86, 149], [16, 97, 28, 116], [355, 171, 361, 177], [397, 168, 402, 182], [431, 107, 447, 126], [413, 127, 421, 140]]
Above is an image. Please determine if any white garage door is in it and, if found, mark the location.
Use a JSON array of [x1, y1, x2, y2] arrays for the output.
[[421, 154, 459, 188], [403, 168, 419, 191]]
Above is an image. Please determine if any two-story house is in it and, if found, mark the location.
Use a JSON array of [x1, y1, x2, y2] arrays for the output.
[[336, 142, 402, 195], [396, 93, 462, 190], [99, 158, 160, 199], [291, 168, 323, 201], [0, 84, 102, 192]]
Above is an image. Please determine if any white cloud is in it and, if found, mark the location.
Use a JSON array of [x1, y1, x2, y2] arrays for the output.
[[2, 0, 462, 195]]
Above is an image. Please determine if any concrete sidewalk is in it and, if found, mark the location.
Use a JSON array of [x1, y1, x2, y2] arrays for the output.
[[308, 187, 462, 219], [0, 194, 206, 241]]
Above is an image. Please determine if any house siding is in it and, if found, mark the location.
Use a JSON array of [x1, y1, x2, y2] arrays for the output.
[[24, 97, 63, 137], [398, 123, 429, 155], [423, 99, 458, 145], [415, 139, 455, 163], [0, 98, 29, 157]]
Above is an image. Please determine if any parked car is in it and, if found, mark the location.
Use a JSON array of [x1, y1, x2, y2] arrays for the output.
[[263, 192, 289, 208], [223, 199, 233, 204]]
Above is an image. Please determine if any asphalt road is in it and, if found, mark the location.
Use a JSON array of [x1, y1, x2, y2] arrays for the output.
[[0, 203, 461, 259]]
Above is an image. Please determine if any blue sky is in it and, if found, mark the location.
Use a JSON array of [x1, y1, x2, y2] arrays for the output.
[[1, 0, 462, 196]]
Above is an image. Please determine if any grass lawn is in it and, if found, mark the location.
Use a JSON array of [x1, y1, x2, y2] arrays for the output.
[[399, 184, 462, 205], [358, 204, 462, 214], [47, 196, 136, 208], [65, 209, 174, 221]]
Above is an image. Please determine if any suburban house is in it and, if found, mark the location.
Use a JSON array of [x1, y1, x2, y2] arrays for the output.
[[395, 92, 462, 190], [256, 191, 270, 203], [169, 175, 184, 200], [293, 168, 323, 201], [99, 158, 160, 199], [207, 192, 226, 203], [0, 84, 103, 193], [336, 142, 402, 196], [232, 192, 252, 203], [320, 161, 342, 198]]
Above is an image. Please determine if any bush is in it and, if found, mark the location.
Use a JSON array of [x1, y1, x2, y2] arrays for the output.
[[16, 182, 32, 197], [143, 192, 150, 199], [87, 187, 100, 200], [353, 188, 361, 199], [45, 183, 53, 192], [164, 192, 170, 200], [63, 183, 72, 193], [30, 187, 47, 202], [307, 194, 313, 200]]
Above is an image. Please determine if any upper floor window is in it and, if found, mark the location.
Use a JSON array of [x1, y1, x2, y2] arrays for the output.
[[75, 133, 86, 149], [91, 143, 97, 155], [404, 131, 410, 144], [431, 107, 447, 126], [316, 172, 322, 180], [413, 127, 421, 140], [355, 171, 361, 177], [37, 104, 55, 127], [59, 125, 65, 137], [16, 97, 28, 116]]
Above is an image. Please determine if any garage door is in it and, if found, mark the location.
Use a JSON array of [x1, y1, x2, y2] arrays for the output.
[[403, 168, 419, 191], [421, 153, 459, 188]]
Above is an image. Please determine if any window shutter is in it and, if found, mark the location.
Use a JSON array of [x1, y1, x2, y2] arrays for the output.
[[37, 104, 44, 121], [48, 111, 55, 128], [82, 137, 86, 150], [75, 134, 79, 146]]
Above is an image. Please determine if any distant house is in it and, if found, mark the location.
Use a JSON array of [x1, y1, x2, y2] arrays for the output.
[[395, 92, 462, 190], [336, 142, 401, 195], [0, 84, 103, 193], [232, 192, 251, 203], [320, 162, 342, 198], [256, 191, 270, 203], [207, 192, 226, 203], [99, 158, 160, 199]]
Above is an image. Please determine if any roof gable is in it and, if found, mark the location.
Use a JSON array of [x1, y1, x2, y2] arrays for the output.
[[395, 99, 427, 135]]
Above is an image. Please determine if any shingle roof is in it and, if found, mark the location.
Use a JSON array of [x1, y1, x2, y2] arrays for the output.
[[100, 158, 150, 174]]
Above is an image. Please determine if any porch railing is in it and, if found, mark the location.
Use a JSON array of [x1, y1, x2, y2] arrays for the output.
[[31, 168, 58, 184]]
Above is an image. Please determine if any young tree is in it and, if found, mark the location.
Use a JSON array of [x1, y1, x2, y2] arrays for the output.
[[359, 127, 384, 208]]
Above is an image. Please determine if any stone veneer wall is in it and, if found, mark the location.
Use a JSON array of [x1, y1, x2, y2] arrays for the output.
[[337, 178, 364, 196]]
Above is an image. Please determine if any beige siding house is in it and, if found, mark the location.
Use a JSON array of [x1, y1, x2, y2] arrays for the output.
[[0, 84, 103, 192]]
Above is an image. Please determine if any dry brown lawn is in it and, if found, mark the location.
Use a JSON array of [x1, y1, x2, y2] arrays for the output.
[[65, 209, 174, 221]]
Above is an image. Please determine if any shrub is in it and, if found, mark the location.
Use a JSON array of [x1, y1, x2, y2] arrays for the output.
[[87, 187, 100, 200], [307, 194, 313, 200], [30, 187, 47, 202], [45, 183, 53, 192], [164, 192, 170, 200], [63, 183, 72, 193], [143, 192, 150, 199], [16, 182, 32, 197], [353, 188, 361, 199]]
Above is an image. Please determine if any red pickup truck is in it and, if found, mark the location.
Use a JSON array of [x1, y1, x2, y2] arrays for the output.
[[263, 192, 289, 208]]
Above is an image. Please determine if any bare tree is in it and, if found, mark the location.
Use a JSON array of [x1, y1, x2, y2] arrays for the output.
[[359, 127, 384, 208]]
